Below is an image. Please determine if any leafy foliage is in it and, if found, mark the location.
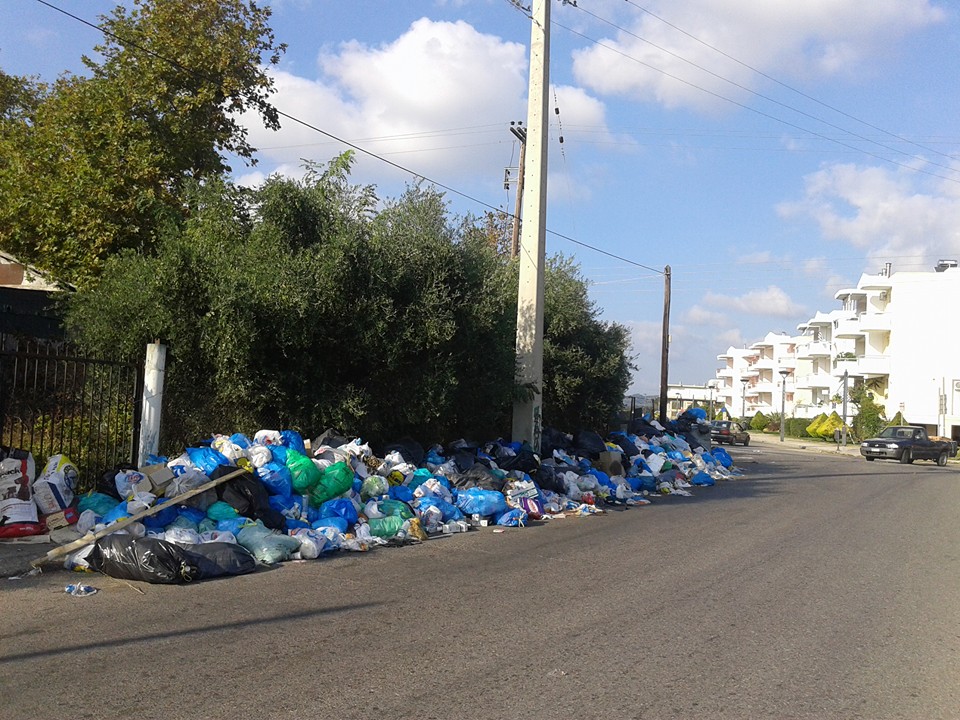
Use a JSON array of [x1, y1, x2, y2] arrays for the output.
[[0, 0, 285, 286], [65, 158, 631, 450], [749, 411, 769, 432]]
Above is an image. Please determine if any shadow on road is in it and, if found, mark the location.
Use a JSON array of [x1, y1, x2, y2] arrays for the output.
[[0, 601, 383, 664]]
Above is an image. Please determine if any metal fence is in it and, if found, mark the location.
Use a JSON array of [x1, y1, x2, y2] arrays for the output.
[[0, 336, 143, 489]]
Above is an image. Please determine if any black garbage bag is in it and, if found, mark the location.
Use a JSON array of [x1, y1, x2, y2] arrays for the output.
[[448, 464, 506, 492], [532, 463, 565, 494], [628, 418, 662, 438], [213, 466, 285, 531], [573, 430, 606, 459], [607, 432, 640, 457], [88, 535, 199, 584], [539, 427, 572, 457], [382, 437, 424, 466], [94, 463, 137, 501], [496, 446, 540, 474], [450, 448, 478, 473], [312, 428, 348, 451], [183, 542, 257, 580]]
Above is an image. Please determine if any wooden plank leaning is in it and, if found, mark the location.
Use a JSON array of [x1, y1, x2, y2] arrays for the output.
[[29, 466, 250, 569]]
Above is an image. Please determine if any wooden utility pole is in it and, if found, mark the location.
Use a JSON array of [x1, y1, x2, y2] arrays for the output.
[[512, 0, 550, 449], [658, 265, 672, 423], [509, 123, 526, 259]]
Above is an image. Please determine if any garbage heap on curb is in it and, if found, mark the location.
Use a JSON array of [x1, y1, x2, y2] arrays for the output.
[[1, 409, 740, 584]]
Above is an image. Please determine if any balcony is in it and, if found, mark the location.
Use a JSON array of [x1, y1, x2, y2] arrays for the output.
[[833, 315, 865, 339], [796, 341, 832, 359], [855, 354, 890, 377], [857, 313, 891, 332], [795, 372, 834, 389]]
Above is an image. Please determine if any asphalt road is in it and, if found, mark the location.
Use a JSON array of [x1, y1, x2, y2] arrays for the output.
[[2, 446, 958, 720]]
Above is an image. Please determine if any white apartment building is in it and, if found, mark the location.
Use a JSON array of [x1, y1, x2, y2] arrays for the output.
[[709, 261, 960, 441], [715, 332, 798, 419]]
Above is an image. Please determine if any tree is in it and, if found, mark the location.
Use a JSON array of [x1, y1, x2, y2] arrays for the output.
[[0, 0, 285, 286], [850, 386, 886, 441], [541, 255, 634, 432]]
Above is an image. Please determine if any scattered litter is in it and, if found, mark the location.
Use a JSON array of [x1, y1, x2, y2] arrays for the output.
[[64, 583, 98, 597]]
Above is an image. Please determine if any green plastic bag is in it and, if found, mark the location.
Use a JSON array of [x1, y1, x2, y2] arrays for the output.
[[206, 500, 239, 521], [367, 515, 405, 539], [287, 450, 322, 494], [309, 461, 354, 506], [378, 498, 414, 519], [360, 475, 388, 501]]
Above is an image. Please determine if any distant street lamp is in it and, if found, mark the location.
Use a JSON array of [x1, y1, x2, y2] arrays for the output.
[[707, 381, 717, 420], [779, 369, 790, 442]]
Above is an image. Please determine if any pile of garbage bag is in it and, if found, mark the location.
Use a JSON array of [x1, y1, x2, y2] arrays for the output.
[[2, 411, 741, 584]]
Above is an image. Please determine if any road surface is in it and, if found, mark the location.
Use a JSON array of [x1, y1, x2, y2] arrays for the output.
[[2, 445, 958, 719]]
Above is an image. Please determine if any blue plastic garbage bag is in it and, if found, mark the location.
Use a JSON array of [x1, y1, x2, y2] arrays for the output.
[[416, 495, 464, 522], [425, 449, 445, 465], [257, 461, 293, 497], [230, 433, 252, 449], [280, 430, 306, 455], [142, 498, 178, 529], [666, 450, 686, 462], [691, 471, 715, 486], [102, 500, 131, 525], [177, 506, 207, 526], [145, 454, 168, 466], [216, 517, 252, 536], [455, 487, 507, 517], [319, 497, 359, 525], [686, 407, 707, 421], [285, 518, 310, 530], [311, 516, 349, 534], [186, 446, 231, 476], [77, 492, 121, 517], [711, 447, 733, 468], [494, 508, 528, 526], [701, 452, 716, 465], [269, 444, 288, 466], [388, 484, 414, 503], [267, 494, 301, 520]]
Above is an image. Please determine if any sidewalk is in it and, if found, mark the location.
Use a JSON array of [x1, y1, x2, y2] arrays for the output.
[[746, 431, 862, 458]]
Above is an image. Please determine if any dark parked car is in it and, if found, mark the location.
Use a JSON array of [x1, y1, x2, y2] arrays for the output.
[[710, 421, 750, 446]]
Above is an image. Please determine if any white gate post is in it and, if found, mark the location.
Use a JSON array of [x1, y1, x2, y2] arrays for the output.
[[138, 342, 166, 466]]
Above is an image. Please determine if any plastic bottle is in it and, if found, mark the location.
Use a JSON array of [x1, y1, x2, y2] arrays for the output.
[[65, 584, 98, 597]]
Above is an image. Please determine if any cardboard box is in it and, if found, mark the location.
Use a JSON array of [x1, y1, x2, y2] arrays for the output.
[[141, 463, 175, 493], [44, 507, 79, 529]]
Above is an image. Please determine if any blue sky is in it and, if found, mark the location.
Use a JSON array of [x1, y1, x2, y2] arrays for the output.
[[3, 0, 960, 394]]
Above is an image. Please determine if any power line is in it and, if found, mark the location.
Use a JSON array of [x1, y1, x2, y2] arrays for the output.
[[570, 3, 959, 175], [551, 19, 960, 186], [32, 0, 665, 276], [621, 0, 957, 163]]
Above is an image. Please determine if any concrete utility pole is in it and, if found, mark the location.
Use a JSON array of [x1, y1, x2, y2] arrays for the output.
[[509, 122, 526, 259], [658, 265, 671, 423], [512, 0, 550, 449]]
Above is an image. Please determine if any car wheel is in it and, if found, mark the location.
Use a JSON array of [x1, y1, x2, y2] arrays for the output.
[[865, 456, 875, 461], [937, 451, 948, 467], [899, 449, 911, 465], [742, 437, 750, 446]]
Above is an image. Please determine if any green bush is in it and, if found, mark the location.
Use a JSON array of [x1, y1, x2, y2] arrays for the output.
[[749, 411, 769, 432], [786, 418, 811, 438]]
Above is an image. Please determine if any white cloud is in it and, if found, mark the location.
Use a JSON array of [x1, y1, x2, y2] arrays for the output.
[[703, 285, 805, 317], [737, 250, 773, 265], [685, 304, 726, 325], [779, 162, 960, 270], [571, 0, 945, 113]]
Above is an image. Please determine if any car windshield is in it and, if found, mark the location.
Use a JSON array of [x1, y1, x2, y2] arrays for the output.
[[876, 427, 915, 439]]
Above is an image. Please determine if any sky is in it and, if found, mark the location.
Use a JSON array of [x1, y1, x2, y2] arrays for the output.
[[3, 0, 960, 395]]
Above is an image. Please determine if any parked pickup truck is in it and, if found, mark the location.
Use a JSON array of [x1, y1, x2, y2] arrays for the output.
[[859, 426, 958, 466]]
